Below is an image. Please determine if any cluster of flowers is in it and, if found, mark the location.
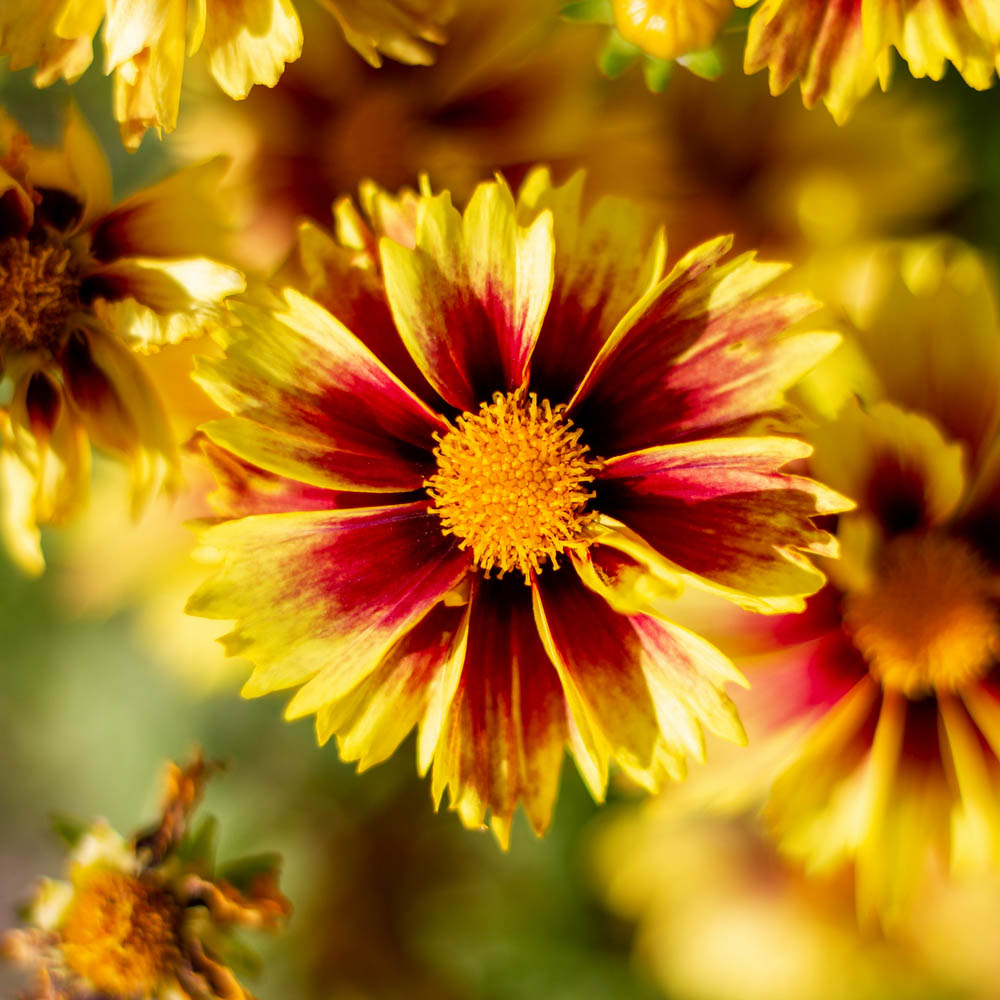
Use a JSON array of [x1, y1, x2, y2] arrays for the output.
[[2, 1, 1000, 997]]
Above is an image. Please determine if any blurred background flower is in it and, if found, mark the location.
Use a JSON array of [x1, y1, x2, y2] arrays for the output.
[[173, 18, 966, 276], [565, 0, 1000, 123], [0, 101, 243, 576], [590, 802, 1000, 1000], [0, 0, 455, 149]]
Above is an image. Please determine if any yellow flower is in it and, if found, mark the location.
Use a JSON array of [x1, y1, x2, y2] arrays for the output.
[[0, 0, 453, 150], [612, 0, 733, 61], [0, 106, 244, 576], [187, 168, 849, 844], [730, 238, 1000, 923], [562, 0, 733, 88], [736, 0, 1000, 122], [1, 753, 290, 1000]]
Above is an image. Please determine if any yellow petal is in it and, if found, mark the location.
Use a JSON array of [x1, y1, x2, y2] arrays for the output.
[[808, 398, 968, 532], [105, 0, 187, 148], [200, 0, 303, 100]]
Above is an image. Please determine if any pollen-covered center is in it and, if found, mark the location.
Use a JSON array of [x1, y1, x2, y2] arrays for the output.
[[844, 533, 1000, 697], [0, 236, 80, 353], [426, 389, 600, 578], [60, 869, 182, 996]]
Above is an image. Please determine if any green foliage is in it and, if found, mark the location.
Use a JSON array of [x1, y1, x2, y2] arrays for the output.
[[598, 31, 641, 79], [559, 0, 614, 23]]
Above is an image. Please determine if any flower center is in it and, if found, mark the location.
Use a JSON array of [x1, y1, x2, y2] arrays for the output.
[[60, 869, 182, 996], [844, 533, 1000, 697], [426, 389, 600, 578], [0, 236, 80, 354]]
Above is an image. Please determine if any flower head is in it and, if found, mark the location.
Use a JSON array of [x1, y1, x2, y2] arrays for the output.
[[2, 753, 290, 1000], [0, 107, 244, 575], [736, 0, 1000, 123], [0, 0, 453, 150], [733, 239, 1000, 922], [188, 168, 848, 843]]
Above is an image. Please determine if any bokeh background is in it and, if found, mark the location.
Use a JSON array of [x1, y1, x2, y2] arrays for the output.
[[4, 5, 1000, 998]]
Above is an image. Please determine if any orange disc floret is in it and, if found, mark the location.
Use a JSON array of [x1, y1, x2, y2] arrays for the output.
[[426, 389, 600, 578], [844, 533, 1000, 698], [60, 869, 181, 996]]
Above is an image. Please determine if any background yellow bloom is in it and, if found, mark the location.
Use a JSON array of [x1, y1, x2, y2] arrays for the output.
[[592, 804, 1000, 1000], [0, 0, 454, 148]]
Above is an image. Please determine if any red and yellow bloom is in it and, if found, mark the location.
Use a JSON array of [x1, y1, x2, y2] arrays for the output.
[[0, 107, 243, 575], [736, 0, 1000, 122], [2, 754, 290, 1000], [734, 239, 1000, 921], [188, 169, 848, 843]]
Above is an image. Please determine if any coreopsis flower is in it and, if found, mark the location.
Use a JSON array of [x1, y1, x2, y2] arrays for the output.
[[188, 168, 849, 843], [2, 754, 290, 1000], [728, 239, 1000, 922], [0, 0, 453, 150], [0, 107, 243, 576], [736, 0, 1000, 123]]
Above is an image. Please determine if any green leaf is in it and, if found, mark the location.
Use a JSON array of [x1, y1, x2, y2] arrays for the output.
[[179, 815, 219, 867], [217, 852, 283, 893], [220, 931, 263, 979], [677, 47, 725, 80], [643, 57, 673, 93], [598, 31, 640, 79], [559, 0, 614, 23], [50, 813, 88, 848]]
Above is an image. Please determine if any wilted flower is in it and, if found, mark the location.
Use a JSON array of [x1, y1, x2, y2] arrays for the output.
[[2, 753, 290, 1000], [187, 168, 849, 843], [0, 107, 243, 576], [729, 239, 1000, 922], [0, 0, 454, 149]]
